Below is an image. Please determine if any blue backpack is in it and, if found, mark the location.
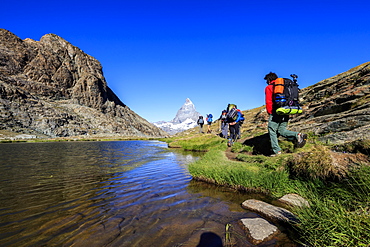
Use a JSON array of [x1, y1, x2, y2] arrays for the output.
[[207, 114, 213, 123]]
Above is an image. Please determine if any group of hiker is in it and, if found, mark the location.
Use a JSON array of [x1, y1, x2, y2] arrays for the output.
[[197, 104, 245, 147], [197, 72, 308, 156]]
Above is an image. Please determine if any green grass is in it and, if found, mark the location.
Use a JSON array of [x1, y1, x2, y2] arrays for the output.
[[188, 145, 297, 197], [292, 166, 370, 246], [165, 133, 370, 246], [164, 134, 227, 151]]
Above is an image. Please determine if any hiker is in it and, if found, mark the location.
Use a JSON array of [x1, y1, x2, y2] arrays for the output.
[[197, 115, 204, 133], [264, 72, 307, 156], [206, 114, 213, 133], [236, 109, 244, 139], [217, 110, 228, 138], [226, 104, 244, 147]]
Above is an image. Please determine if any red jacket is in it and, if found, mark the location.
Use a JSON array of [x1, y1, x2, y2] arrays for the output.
[[265, 80, 275, 114]]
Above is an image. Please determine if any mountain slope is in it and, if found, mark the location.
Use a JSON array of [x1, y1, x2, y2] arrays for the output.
[[289, 62, 370, 143], [0, 29, 168, 138], [179, 62, 370, 145]]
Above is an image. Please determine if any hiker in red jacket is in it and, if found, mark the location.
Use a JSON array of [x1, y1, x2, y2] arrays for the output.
[[264, 72, 307, 156]]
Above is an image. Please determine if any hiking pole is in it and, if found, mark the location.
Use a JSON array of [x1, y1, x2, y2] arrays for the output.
[[290, 74, 298, 83]]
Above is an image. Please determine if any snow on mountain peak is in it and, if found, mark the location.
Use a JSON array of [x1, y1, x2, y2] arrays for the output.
[[153, 98, 200, 135]]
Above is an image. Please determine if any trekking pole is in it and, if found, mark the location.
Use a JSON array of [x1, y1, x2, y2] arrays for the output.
[[290, 74, 298, 83]]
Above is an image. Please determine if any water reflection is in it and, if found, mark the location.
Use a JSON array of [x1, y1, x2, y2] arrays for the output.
[[0, 141, 295, 246]]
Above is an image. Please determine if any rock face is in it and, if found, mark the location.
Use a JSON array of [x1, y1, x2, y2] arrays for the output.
[[289, 62, 370, 144], [0, 29, 168, 138], [153, 98, 200, 135]]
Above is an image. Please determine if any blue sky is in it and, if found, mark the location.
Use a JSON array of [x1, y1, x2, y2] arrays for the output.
[[3, 0, 370, 122]]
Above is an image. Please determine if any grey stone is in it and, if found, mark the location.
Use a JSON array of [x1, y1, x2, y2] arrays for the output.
[[241, 199, 299, 224], [278, 193, 310, 208], [239, 218, 279, 245]]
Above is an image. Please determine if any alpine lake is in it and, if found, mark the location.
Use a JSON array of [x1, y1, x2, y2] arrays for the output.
[[0, 140, 297, 246]]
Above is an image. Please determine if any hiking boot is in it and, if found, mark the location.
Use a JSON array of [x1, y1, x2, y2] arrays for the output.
[[270, 151, 281, 157], [296, 133, 307, 148], [227, 139, 233, 147]]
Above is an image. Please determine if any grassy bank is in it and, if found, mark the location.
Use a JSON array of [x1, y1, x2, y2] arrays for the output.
[[163, 133, 370, 246]]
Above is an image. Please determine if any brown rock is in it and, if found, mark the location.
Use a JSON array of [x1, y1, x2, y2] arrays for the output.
[[0, 29, 168, 138]]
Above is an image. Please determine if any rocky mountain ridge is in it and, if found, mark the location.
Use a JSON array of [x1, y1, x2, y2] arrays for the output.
[[0, 29, 168, 139]]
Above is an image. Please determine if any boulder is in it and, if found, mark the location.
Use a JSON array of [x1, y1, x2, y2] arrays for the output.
[[239, 217, 279, 245], [277, 193, 310, 208], [241, 199, 299, 224]]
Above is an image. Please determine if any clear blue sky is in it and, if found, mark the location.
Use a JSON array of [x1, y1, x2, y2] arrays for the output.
[[3, 0, 370, 122]]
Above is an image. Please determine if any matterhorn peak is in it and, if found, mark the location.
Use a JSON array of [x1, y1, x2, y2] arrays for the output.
[[153, 98, 200, 135], [185, 98, 192, 104], [171, 98, 200, 124]]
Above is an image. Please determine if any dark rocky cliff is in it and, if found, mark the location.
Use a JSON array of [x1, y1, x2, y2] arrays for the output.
[[0, 29, 168, 139]]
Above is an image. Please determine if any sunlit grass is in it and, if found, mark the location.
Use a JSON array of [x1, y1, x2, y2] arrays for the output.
[[292, 166, 370, 246], [164, 131, 370, 246]]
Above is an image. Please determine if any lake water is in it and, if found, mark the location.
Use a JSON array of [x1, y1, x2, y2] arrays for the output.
[[0, 140, 295, 246]]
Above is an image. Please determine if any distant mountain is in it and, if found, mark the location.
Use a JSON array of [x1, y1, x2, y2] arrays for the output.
[[171, 98, 200, 124], [154, 98, 201, 135], [0, 29, 168, 139]]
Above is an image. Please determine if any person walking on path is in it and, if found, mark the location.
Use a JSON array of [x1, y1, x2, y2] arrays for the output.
[[206, 114, 213, 133], [197, 116, 204, 133], [264, 72, 307, 156], [226, 104, 244, 147], [217, 110, 228, 138]]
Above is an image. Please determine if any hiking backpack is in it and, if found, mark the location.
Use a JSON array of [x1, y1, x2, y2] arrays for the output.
[[273, 74, 302, 115], [237, 109, 245, 124], [226, 104, 238, 122], [207, 114, 213, 123]]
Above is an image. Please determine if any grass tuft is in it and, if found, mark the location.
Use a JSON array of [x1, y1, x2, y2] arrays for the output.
[[286, 144, 346, 181]]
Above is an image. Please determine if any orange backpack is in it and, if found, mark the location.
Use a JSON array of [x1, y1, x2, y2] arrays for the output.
[[273, 78, 285, 95]]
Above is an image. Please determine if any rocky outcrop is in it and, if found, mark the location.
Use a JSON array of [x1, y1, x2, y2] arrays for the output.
[[290, 62, 370, 143], [0, 29, 168, 138]]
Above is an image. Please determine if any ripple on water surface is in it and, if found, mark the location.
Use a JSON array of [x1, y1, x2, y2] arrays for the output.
[[0, 140, 296, 246]]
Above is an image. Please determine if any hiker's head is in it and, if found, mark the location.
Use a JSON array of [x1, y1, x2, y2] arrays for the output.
[[264, 72, 278, 84]]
